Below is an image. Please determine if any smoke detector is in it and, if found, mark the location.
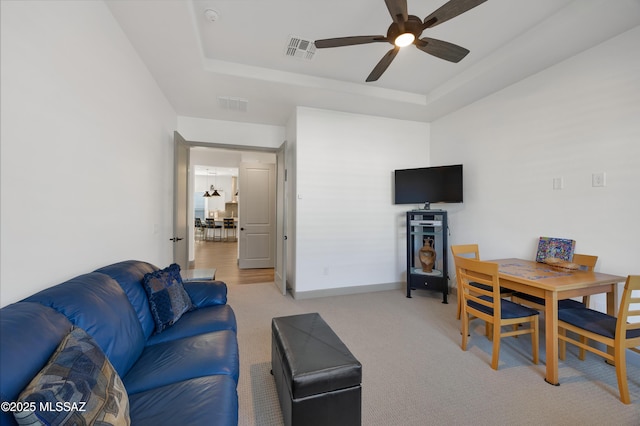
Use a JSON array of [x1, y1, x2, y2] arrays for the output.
[[204, 9, 219, 22]]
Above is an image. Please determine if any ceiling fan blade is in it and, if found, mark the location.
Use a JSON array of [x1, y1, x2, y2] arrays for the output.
[[366, 47, 400, 82], [385, 0, 408, 25], [415, 38, 470, 63], [314, 35, 387, 49], [423, 0, 487, 28]]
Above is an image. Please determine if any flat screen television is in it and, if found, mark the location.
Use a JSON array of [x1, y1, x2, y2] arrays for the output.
[[394, 164, 463, 208]]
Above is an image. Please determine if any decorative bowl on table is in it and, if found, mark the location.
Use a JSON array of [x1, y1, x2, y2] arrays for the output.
[[543, 257, 580, 271]]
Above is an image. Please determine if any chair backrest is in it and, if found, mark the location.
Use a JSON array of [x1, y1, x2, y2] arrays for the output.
[[195, 218, 203, 227], [223, 218, 235, 228], [454, 255, 501, 315], [567, 253, 599, 307], [617, 275, 640, 349], [451, 245, 480, 295], [571, 253, 597, 271], [451, 244, 480, 260]]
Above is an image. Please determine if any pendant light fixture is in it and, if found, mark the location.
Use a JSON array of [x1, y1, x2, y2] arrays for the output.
[[202, 168, 222, 197], [203, 169, 212, 197], [211, 170, 221, 196]]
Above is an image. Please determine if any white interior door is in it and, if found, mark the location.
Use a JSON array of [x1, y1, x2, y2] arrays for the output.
[[172, 132, 189, 269], [239, 162, 275, 269]]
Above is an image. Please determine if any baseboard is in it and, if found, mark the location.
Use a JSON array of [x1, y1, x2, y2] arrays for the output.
[[292, 282, 403, 300]]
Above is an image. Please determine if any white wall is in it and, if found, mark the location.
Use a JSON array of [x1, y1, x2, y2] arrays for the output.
[[0, 1, 177, 306], [293, 107, 430, 295], [431, 26, 640, 311], [177, 116, 285, 149], [191, 147, 275, 168], [5, 3, 634, 308]]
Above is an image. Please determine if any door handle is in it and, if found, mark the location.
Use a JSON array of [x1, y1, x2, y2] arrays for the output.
[[169, 237, 184, 242], [240, 228, 244, 231]]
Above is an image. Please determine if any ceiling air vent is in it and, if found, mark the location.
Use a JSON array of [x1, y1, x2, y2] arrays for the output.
[[218, 96, 248, 112], [285, 35, 316, 60]]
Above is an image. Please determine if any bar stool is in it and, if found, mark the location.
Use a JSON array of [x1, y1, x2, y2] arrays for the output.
[[205, 218, 222, 241], [194, 218, 205, 241], [223, 218, 236, 241]]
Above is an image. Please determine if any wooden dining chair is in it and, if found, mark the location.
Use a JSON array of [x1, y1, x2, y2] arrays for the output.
[[511, 253, 598, 311], [570, 254, 598, 307], [558, 275, 640, 404], [451, 244, 513, 320], [455, 255, 540, 370], [451, 244, 480, 320]]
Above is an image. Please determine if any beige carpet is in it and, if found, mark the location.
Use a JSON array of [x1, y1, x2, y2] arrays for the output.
[[227, 282, 640, 426]]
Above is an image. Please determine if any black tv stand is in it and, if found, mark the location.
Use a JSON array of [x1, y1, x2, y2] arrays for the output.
[[405, 210, 448, 303], [411, 208, 443, 212]]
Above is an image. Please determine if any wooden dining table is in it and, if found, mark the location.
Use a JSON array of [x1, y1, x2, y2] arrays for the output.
[[490, 258, 626, 385]]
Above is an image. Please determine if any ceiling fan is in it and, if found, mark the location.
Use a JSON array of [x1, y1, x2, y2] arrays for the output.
[[314, 0, 487, 82]]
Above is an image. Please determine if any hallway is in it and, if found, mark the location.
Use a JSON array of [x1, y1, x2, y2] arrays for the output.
[[192, 239, 274, 285]]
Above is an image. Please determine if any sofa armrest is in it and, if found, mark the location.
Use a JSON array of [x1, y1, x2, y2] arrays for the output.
[[183, 280, 227, 308]]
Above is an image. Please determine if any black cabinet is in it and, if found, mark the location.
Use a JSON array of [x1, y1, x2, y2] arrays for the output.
[[406, 210, 448, 303]]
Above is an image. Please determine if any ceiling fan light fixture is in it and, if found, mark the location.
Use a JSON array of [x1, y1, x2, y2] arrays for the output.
[[314, 0, 488, 81], [394, 32, 415, 47]]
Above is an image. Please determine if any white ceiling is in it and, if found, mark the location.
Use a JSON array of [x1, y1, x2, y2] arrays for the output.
[[105, 0, 640, 126]]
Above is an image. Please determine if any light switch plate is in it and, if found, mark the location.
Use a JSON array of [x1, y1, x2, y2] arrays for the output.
[[553, 177, 563, 190], [592, 172, 606, 187]]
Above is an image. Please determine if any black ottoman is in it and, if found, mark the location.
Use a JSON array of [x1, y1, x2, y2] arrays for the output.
[[271, 313, 362, 426]]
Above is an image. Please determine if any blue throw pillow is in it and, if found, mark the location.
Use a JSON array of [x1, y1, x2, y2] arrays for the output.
[[143, 263, 194, 333], [14, 327, 130, 426]]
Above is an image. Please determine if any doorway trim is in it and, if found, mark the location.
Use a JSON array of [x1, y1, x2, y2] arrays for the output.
[[174, 134, 288, 294]]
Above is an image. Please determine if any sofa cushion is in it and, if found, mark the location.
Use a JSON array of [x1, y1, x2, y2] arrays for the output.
[[128, 376, 238, 426], [183, 280, 228, 307], [146, 304, 237, 346], [13, 327, 130, 426], [0, 302, 73, 426], [95, 260, 159, 340], [143, 264, 194, 334], [123, 330, 239, 395], [23, 272, 146, 378]]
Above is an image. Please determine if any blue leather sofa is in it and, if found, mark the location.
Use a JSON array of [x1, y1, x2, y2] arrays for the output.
[[0, 260, 239, 425]]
